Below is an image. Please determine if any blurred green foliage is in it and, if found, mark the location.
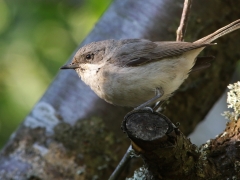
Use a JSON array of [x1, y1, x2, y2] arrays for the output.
[[0, 0, 112, 148]]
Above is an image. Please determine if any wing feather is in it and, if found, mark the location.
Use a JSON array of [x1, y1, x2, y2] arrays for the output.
[[113, 39, 212, 67]]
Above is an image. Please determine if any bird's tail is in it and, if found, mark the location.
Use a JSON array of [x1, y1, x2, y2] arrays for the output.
[[194, 19, 240, 44]]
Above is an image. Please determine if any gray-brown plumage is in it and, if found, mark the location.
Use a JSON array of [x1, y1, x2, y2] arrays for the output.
[[61, 19, 240, 108]]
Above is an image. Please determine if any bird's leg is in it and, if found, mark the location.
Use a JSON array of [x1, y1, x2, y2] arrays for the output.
[[153, 100, 166, 112], [135, 87, 164, 110]]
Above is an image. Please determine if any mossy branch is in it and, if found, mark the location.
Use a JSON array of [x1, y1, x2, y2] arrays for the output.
[[124, 82, 240, 179]]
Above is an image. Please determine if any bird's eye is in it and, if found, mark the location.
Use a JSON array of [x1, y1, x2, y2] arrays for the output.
[[86, 54, 92, 60]]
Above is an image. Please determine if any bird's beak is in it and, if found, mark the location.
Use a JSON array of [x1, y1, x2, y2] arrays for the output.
[[60, 63, 79, 70]]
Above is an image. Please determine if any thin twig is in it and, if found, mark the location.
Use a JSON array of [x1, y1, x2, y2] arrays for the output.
[[108, 145, 132, 180], [176, 0, 192, 41]]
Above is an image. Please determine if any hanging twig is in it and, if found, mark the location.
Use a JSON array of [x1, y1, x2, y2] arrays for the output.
[[176, 0, 192, 41], [108, 145, 132, 180]]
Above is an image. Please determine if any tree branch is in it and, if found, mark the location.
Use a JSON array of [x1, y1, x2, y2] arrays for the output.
[[122, 107, 240, 179], [176, 0, 192, 41]]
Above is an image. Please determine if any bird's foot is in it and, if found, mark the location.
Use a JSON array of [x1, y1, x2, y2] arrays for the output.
[[134, 106, 153, 112], [134, 87, 164, 111]]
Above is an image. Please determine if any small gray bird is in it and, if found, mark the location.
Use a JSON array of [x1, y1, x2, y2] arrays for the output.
[[61, 19, 240, 109]]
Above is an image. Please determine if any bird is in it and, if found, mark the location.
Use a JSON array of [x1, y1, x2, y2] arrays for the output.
[[61, 19, 240, 110]]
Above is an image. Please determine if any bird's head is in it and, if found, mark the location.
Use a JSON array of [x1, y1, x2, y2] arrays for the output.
[[60, 39, 116, 70]]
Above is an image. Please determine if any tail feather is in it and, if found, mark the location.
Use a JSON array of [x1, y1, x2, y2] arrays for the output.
[[191, 56, 215, 72], [194, 19, 240, 44]]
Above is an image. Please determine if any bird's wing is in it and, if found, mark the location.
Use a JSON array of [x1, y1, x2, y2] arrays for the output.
[[112, 39, 157, 66], [113, 39, 212, 67]]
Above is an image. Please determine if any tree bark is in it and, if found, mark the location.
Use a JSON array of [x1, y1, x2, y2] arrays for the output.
[[123, 110, 240, 179], [0, 0, 240, 180]]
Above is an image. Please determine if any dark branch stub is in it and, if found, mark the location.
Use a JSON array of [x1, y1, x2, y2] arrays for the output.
[[122, 110, 209, 180], [122, 110, 175, 151], [121, 109, 240, 179]]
